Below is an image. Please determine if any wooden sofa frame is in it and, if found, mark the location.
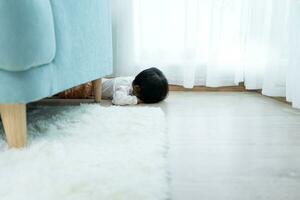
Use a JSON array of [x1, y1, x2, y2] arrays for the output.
[[0, 79, 102, 148]]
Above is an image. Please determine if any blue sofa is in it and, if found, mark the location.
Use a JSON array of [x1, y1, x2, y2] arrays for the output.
[[0, 0, 113, 147]]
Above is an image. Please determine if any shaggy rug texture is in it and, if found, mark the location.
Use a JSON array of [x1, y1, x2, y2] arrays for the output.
[[0, 105, 169, 200]]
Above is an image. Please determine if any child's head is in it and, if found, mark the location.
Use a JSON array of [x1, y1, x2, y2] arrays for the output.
[[132, 67, 169, 103]]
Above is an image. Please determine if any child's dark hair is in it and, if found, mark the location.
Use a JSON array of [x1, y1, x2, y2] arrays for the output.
[[133, 67, 169, 103]]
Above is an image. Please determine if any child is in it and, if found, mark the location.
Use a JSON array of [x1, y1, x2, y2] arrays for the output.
[[102, 67, 169, 105]]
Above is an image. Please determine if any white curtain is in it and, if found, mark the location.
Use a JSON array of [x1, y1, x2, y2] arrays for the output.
[[112, 0, 300, 108], [287, 0, 300, 108]]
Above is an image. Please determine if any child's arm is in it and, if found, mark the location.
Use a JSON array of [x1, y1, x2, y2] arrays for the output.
[[112, 86, 138, 106]]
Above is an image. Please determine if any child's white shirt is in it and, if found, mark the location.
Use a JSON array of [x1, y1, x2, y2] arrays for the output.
[[102, 77, 138, 105]]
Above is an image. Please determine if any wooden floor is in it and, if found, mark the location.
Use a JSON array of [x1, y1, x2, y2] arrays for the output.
[[159, 92, 300, 200], [28, 91, 300, 199]]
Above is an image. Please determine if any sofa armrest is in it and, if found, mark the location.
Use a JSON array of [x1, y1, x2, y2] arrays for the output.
[[0, 0, 56, 71]]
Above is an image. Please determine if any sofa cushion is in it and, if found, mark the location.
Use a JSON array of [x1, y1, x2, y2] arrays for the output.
[[0, 0, 56, 71]]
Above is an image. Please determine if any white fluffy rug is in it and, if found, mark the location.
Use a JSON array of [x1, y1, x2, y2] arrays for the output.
[[0, 105, 169, 200]]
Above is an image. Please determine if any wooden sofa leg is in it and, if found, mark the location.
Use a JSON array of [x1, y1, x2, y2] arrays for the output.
[[0, 104, 27, 148], [92, 79, 102, 103]]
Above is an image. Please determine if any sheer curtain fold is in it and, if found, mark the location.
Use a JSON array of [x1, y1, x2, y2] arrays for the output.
[[286, 0, 300, 108], [112, 0, 300, 108]]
